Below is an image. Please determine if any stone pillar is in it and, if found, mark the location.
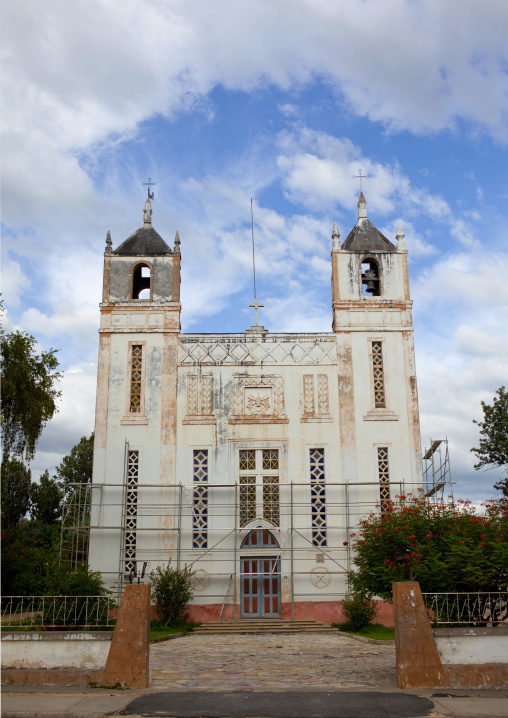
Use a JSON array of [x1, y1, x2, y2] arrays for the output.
[[102, 584, 151, 688], [393, 581, 443, 689]]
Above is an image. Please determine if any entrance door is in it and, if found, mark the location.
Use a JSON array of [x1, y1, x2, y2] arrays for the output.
[[241, 557, 280, 617]]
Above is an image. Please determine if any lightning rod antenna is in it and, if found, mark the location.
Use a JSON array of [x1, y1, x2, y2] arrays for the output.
[[251, 198, 257, 300]]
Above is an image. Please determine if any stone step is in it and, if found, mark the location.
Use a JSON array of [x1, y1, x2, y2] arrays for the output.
[[193, 619, 337, 634]]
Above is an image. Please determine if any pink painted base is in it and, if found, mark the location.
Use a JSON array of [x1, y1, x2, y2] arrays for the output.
[[184, 600, 394, 626]]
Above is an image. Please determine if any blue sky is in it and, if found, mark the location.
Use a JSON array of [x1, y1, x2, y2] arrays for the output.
[[2, 0, 507, 501]]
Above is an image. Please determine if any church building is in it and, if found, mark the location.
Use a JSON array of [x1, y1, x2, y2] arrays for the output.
[[88, 193, 422, 623]]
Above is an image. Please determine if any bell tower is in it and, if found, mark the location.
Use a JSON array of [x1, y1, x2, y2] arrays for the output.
[[90, 198, 182, 585], [331, 194, 421, 498]]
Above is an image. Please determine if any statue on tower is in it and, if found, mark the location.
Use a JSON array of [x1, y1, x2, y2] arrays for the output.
[[143, 198, 152, 225]]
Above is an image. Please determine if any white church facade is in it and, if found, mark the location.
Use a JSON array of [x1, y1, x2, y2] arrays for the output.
[[88, 193, 422, 623]]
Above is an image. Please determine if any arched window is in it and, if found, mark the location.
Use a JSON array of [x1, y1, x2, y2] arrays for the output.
[[132, 263, 152, 300], [241, 529, 279, 549], [361, 258, 381, 296]]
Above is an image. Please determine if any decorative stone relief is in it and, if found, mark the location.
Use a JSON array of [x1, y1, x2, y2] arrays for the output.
[[179, 337, 337, 366], [184, 374, 215, 423], [303, 375, 315, 415], [310, 565, 331, 588], [245, 388, 272, 416], [201, 375, 213, 415], [317, 374, 330, 415], [191, 569, 210, 591], [301, 374, 332, 422], [230, 376, 286, 422], [187, 375, 198, 415]]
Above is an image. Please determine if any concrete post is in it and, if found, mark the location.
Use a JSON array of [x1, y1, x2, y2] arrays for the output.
[[102, 584, 151, 688]]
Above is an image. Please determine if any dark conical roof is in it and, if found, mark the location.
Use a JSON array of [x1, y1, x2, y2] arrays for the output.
[[113, 224, 173, 256], [341, 193, 396, 252], [341, 219, 396, 252]]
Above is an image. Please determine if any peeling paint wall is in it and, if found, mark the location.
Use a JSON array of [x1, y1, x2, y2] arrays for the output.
[[90, 222, 424, 609]]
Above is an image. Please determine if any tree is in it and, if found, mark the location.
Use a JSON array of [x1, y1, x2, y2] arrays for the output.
[[348, 494, 508, 600], [1, 521, 61, 596], [1, 458, 32, 527], [150, 562, 194, 625], [55, 433, 94, 487], [471, 386, 508, 496], [1, 331, 62, 461], [58, 433, 94, 566], [31, 470, 63, 524]]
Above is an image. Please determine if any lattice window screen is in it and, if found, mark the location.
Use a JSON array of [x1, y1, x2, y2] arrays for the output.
[[240, 476, 256, 527], [378, 447, 390, 513], [130, 346, 143, 412], [372, 341, 386, 408], [310, 448, 327, 547], [262, 477, 280, 525], [192, 450, 208, 549], [124, 450, 139, 573]]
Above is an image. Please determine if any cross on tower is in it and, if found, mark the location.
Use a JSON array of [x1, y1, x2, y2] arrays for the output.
[[249, 297, 264, 326], [142, 177, 157, 200], [352, 168, 369, 192]]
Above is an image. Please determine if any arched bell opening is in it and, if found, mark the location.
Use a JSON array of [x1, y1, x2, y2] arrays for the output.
[[132, 262, 152, 300], [361, 258, 381, 297]]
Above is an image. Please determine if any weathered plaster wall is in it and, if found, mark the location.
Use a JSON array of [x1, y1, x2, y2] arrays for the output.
[[435, 627, 508, 665], [393, 581, 508, 689], [108, 255, 174, 303], [1, 633, 111, 670]]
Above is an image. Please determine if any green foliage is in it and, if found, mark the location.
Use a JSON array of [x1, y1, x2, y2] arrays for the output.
[[39, 562, 111, 629], [42, 561, 108, 597], [349, 494, 508, 600], [334, 623, 395, 640], [0, 331, 62, 461], [31, 470, 63, 524], [150, 562, 194, 626], [1, 458, 32, 527], [55, 433, 94, 487], [341, 590, 378, 632], [472, 386, 508, 496], [149, 619, 198, 641], [1, 521, 61, 596], [57, 433, 94, 565]]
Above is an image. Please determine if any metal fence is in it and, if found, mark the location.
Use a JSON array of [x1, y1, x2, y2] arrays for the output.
[[422, 592, 508, 626], [1, 596, 117, 629]]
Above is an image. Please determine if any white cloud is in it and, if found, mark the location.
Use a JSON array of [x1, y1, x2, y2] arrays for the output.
[[0, 258, 31, 306], [413, 249, 508, 500], [30, 362, 97, 479], [450, 219, 480, 249], [3, 0, 508, 233]]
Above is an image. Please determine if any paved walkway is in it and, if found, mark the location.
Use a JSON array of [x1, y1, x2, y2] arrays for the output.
[[150, 633, 397, 690], [3, 634, 508, 717]]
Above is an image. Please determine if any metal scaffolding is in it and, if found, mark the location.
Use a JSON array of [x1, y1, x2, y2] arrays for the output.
[[422, 438, 453, 503], [60, 477, 424, 607]]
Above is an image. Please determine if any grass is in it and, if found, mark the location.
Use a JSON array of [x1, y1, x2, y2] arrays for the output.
[[332, 622, 395, 641], [149, 619, 199, 642]]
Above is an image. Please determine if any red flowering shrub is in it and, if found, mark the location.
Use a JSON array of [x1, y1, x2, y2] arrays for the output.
[[349, 495, 508, 600]]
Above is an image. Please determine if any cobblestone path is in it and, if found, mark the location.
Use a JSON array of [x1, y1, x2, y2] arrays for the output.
[[150, 634, 396, 691]]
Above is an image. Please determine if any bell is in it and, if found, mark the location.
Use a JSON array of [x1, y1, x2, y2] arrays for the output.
[[366, 279, 376, 293]]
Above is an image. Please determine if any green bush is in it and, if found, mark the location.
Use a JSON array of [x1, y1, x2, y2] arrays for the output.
[[150, 562, 194, 626], [1, 520, 61, 596], [349, 494, 508, 600], [40, 561, 112, 628], [341, 590, 378, 632]]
